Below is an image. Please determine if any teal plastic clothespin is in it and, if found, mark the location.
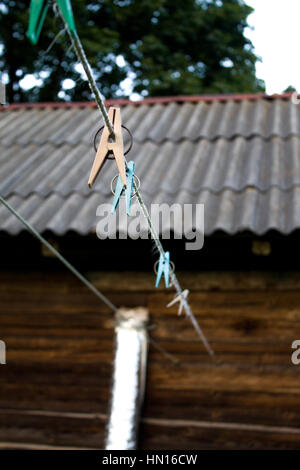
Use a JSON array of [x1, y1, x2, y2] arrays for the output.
[[27, 0, 77, 45], [112, 161, 135, 216], [155, 252, 170, 288], [27, 0, 49, 44]]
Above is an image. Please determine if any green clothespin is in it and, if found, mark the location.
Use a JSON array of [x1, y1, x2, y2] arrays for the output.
[[57, 0, 76, 33], [27, 0, 49, 44], [27, 0, 77, 45]]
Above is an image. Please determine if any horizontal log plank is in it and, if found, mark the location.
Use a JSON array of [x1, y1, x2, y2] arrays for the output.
[[3, 270, 300, 293], [0, 409, 300, 450]]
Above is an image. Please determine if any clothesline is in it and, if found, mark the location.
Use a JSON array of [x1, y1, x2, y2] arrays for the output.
[[55, 2, 214, 357], [0, 194, 118, 312]]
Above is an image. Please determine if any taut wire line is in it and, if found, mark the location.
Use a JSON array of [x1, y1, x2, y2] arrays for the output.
[[0, 194, 117, 313]]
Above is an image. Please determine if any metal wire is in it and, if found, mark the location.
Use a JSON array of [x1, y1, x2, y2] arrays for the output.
[[42, 27, 66, 56], [0, 195, 117, 313]]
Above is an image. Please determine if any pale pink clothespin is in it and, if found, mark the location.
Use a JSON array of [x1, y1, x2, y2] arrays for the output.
[[88, 107, 126, 188], [167, 289, 189, 316]]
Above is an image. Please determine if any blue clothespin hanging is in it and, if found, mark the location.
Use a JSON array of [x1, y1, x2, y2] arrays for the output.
[[155, 252, 170, 288], [27, 0, 77, 45], [112, 161, 135, 216]]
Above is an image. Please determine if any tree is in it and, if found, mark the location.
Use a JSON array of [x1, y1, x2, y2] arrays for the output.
[[0, 0, 265, 102], [283, 86, 297, 93]]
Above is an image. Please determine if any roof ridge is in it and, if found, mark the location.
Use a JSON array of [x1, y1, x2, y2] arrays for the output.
[[1, 92, 298, 111]]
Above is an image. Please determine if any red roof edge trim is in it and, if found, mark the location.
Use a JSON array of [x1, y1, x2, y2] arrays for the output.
[[1, 93, 299, 111]]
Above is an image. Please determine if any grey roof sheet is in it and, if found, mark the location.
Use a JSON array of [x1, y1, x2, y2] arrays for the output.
[[0, 95, 299, 236]]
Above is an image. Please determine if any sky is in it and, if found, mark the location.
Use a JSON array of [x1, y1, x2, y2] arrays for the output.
[[245, 0, 300, 94]]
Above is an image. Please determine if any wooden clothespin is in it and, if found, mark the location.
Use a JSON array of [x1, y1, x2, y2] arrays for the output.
[[155, 252, 170, 288], [88, 107, 126, 189], [167, 289, 189, 316], [112, 161, 135, 216]]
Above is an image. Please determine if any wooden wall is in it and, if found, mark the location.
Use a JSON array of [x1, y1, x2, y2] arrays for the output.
[[1, 270, 300, 449]]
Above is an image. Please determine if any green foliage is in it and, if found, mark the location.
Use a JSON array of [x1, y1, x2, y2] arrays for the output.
[[0, 0, 265, 102], [284, 85, 297, 93]]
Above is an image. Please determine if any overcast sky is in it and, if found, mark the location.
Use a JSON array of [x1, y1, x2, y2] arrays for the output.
[[245, 0, 300, 94]]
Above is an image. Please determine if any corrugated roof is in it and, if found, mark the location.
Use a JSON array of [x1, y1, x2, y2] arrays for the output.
[[0, 93, 299, 236]]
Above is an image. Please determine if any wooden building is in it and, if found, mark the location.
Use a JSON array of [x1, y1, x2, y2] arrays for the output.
[[1, 94, 300, 449]]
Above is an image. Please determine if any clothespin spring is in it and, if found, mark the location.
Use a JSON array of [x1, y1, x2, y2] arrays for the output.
[[93, 124, 133, 161], [154, 253, 175, 289], [110, 173, 140, 199], [111, 161, 139, 216], [154, 258, 175, 277]]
